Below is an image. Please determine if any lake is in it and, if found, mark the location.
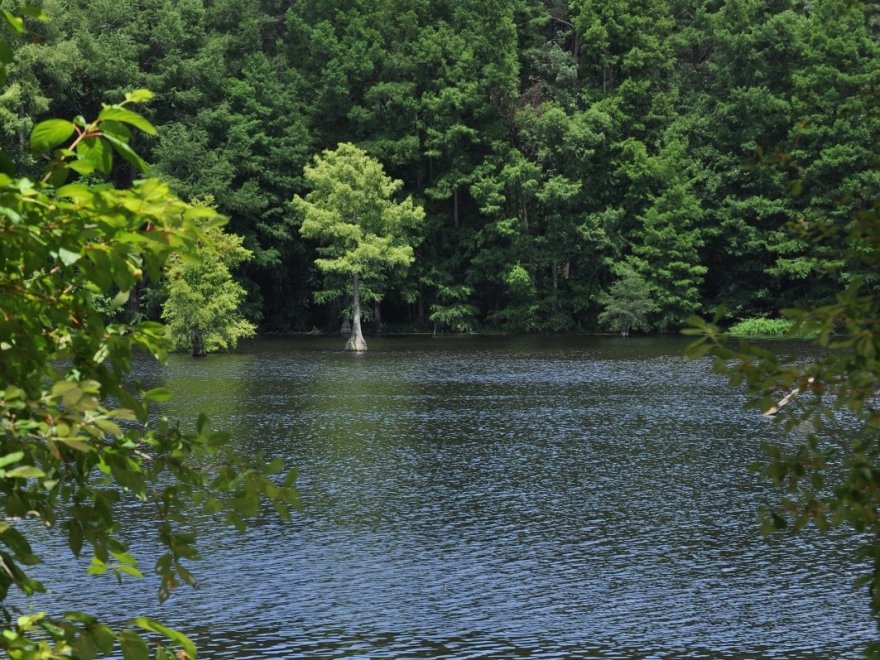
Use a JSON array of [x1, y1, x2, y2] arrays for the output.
[[21, 336, 876, 657]]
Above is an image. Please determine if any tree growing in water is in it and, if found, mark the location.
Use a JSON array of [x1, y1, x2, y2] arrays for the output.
[[161, 199, 256, 357], [294, 142, 424, 350]]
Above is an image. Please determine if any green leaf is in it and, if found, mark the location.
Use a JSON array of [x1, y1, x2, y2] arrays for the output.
[[77, 137, 113, 175], [30, 119, 76, 154], [87, 557, 108, 576], [110, 289, 131, 311], [124, 89, 154, 104], [93, 419, 122, 438], [131, 617, 197, 659], [0, 451, 24, 468], [144, 387, 173, 402], [114, 564, 143, 578], [2, 11, 24, 33], [56, 182, 93, 201], [1, 526, 34, 558], [119, 630, 150, 660], [67, 160, 96, 176], [99, 107, 156, 135], [58, 248, 81, 266], [56, 437, 93, 452], [4, 466, 45, 479], [101, 133, 148, 172]]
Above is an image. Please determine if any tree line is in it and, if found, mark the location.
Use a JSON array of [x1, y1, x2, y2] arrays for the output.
[[5, 0, 878, 334]]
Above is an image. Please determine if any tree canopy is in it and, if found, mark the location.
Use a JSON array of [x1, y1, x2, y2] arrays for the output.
[[2, 0, 874, 334], [293, 142, 424, 350], [162, 201, 256, 357]]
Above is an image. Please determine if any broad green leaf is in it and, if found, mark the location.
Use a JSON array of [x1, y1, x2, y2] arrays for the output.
[[110, 289, 131, 311], [93, 419, 122, 438], [101, 133, 148, 172], [30, 119, 75, 154], [1, 11, 24, 33], [119, 630, 149, 660], [5, 466, 45, 479], [131, 616, 197, 659], [114, 564, 143, 578], [0, 451, 24, 468], [108, 408, 138, 421], [58, 248, 81, 266], [45, 165, 70, 187], [1, 525, 34, 557], [77, 137, 113, 175], [51, 381, 78, 396], [64, 612, 99, 625], [67, 160, 96, 176], [56, 182, 93, 201], [99, 107, 156, 135], [16, 612, 45, 630], [87, 557, 108, 575], [56, 437, 93, 452], [144, 387, 173, 402]]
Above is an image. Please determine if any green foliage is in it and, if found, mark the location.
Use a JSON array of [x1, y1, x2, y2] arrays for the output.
[[1, 0, 878, 332], [294, 142, 425, 347], [487, 262, 540, 331], [728, 317, 794, 338], [161, 198, 256, 356], [428, 282, 478, 333], [0, 67, 297, 660], [598, 267, 659, 336], [686, 193, 880, 653], [294, 143, 424, 281]]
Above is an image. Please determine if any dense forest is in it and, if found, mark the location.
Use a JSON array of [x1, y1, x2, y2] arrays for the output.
[[4, 0, 878, 333]]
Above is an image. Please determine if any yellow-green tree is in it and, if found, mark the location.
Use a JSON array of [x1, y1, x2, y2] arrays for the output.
[[294, 142, 424, 350], [162, 204, 256, 357]]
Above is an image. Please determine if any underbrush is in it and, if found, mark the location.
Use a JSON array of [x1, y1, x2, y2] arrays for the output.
[[728, 317, 794, 337]]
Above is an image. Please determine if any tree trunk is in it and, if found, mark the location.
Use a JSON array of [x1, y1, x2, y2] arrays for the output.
[[374, 301, 383, 335], [191, 327, 207, 357], [127, 284, 140, 322], [345, 273, 368, 351], [552, 260, 559, 314]]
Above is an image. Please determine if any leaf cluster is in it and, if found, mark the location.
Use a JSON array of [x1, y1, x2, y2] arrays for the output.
[[0, 25, 298, 655], [685, 199, 880, 647]]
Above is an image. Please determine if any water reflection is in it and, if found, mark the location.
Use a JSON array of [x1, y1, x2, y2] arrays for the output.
[[18, 336, 876, 657]]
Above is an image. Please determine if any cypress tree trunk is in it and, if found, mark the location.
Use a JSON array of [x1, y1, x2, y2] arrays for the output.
[[345, 273, 368, 351], [191, 327, 207, 357], [552, 260, 558, 314]]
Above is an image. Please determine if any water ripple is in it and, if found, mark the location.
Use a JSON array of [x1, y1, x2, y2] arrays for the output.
[[15, 336, 875, 657]]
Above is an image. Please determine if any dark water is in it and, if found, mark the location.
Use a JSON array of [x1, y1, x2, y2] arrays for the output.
[[20, 336, 876, 657]]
